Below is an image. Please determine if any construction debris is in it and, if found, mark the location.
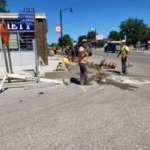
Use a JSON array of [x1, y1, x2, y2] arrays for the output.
[[40, 78, 63, 85], [89, 59, 117, 70]]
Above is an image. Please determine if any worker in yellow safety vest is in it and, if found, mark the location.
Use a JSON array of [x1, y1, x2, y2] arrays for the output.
[[117, 40, 130, 74]]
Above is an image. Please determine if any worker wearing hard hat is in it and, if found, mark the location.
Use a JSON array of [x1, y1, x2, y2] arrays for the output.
[[78, 44, 88, 85], [117, 40, 130, 74]]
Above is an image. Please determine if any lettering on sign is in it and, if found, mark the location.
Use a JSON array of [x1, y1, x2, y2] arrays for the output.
[[7, 22, 34, 32]]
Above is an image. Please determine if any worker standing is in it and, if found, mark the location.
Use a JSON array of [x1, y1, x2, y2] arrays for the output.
[[78, 44, 88, 85], [117, 40, 130, 74]]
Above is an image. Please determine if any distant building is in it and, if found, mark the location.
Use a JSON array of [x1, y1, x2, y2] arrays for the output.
[[0, 12, 48, 66]]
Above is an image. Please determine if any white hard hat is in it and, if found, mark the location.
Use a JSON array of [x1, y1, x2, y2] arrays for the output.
[[82, 39, 87, 42]]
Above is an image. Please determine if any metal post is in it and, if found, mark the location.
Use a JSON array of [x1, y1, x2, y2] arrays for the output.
[[2, 47, 9, 73], [95, 28, 97, 49], [17, 32, 22, 66], [59, 8, 72, 52], [2, 46, 11, 83], [17, 32, 21, 52], [33, 39, 39, 82], [7, 47, 13, 73], [60, 9, 63, 52]]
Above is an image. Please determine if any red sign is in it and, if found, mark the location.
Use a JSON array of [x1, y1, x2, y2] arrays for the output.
[[56, 25, 61, 33]]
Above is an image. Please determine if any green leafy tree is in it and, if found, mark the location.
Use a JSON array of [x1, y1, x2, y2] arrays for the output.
[[78, 35, 87, 44], [143, 27, 150, 43], [87, 31, 96, 40], [0, 0, 8, 12], [119, 18, 150, 45], [108, 31, 121, 41], [58, 34, 73, 48]]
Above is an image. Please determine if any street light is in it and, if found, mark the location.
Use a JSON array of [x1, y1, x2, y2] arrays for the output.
[[60, 8, 73, 52]]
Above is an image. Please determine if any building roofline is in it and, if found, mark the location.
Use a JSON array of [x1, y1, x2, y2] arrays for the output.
[[0, 13, 46, 19]]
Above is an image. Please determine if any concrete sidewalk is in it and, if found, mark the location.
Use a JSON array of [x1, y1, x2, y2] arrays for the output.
[[0, 55, 61, 79]]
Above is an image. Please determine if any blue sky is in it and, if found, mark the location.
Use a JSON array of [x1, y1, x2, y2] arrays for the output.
[[7, 0, 150, 43]]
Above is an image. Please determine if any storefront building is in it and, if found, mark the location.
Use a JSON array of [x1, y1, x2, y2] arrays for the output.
[[0, 12, 48, 66]]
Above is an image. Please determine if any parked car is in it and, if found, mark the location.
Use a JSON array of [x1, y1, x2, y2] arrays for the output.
[[145, 44, 150, 50], [136, 43, 150, 50], [104, 43, 117, 53]]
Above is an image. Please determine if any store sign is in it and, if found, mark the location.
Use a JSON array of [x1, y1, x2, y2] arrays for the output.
[[19, 8, 35, 26], [7, 22, 34, 32], [6, 8, 35, 32], [19, 12, 34, 25]]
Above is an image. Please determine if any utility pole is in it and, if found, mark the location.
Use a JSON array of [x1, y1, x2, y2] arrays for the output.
[[60, 9, 63, 52], [95, 28, 97, 49], [59, 8, 72, 52]]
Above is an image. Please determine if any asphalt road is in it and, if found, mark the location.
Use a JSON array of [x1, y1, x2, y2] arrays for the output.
[[97, 50, 150, 65], [0, 51, 150, 150], [92, 50, 150, 79]]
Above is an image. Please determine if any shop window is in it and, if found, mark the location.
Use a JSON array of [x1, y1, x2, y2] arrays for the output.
[[9, 33, 18, 51], [20, 33, 34, 51], [0, 33, 18, 51]]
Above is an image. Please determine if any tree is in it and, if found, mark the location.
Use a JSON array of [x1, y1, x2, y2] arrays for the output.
[[119, 18, 150, 45], [78, 35, 87, 44], [0, 0, 8, 12], [58, 34, 73, 48], [143, 27, 150, 43], [108, 31, 121, 41], [87, 31, 96, 40]]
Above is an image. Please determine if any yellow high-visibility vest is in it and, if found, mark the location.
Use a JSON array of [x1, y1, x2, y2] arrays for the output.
[[120, 45, 130, 58]]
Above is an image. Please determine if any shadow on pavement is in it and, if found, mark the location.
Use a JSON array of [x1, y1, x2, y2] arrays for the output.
[[0, 88, 8, 94], [70, 76, 138, 91], [100, 79, 138, 91], [107, 70, 122, 75], [70, 77, 80, 85]]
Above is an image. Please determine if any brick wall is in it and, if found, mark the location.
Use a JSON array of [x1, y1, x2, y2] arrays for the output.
[[35, 19, 48, 65]]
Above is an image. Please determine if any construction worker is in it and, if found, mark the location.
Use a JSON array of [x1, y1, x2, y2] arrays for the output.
[[117, 40, 130, 74], [78, 44, 88, 85], [56, 56, 70, 71]]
